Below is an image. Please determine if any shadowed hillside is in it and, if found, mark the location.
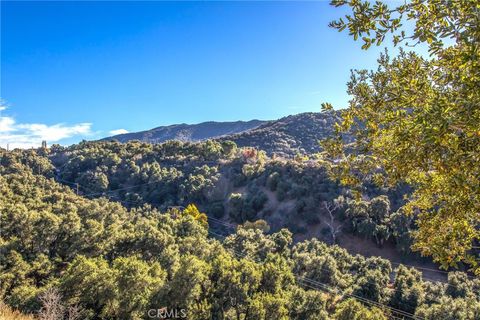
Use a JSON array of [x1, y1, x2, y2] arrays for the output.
[[102, 111, 348, 157], [221, 111, 346, 157]]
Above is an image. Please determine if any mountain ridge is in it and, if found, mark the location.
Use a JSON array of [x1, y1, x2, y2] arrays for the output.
[[102, 111, 344, 157], [218, 111, 343, 156], [102, 119, 267, 143]]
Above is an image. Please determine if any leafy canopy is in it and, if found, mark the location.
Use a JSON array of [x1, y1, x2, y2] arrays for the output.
[[323, 0, 480, 272]]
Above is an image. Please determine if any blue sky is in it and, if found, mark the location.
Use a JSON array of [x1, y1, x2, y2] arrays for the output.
[[1, 1, 416, 148]]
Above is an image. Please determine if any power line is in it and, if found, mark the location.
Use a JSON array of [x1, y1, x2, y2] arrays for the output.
[[54, 175, 164, 198], [207, 228, 422, 320], [52, 174, 478, 284], [55, 181, 473, 295], [85, 180, 164, 197], [390, 261, 476, 279], [207, 216, 237, 230], [206, 218, 472, 297], [299, 276, 422, 320]]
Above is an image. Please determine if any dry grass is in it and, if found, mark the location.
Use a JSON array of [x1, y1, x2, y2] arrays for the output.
[[0, 302, 35, 320]]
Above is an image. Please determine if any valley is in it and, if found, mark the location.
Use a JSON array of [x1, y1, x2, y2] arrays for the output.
[[2, 0, 479, 318]]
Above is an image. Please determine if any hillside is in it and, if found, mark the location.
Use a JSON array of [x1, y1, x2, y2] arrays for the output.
[[221, 111, 346, 157], [103, 119, 266, 143], [43, 140, 428, 267], [2, 147, 478, 319], [101, 111, 347, 157]]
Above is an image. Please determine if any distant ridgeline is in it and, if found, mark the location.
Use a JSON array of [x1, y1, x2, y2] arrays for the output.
[[1, 146, 479, 320], [102, 111, 350, 157], [102, 119, 267, 144]]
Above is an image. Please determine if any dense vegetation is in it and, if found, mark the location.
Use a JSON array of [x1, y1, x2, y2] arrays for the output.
[[324, 0, 480, 272], [218, 112, 349, 157], [42, 139, 416, 257], [2, 0, 479, 318], [106, 112, 347, 158], [1, 149, 479, 319]]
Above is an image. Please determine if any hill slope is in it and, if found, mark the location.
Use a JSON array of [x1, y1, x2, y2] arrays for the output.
[[103, 119, 266, 143], [102, 111, 345, 157], [2, 147, 475, 320], [221, 111, 344, 157]]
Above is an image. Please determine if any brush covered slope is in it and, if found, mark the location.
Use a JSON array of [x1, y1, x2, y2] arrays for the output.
[[46, 139, 411, 254], [219, 111, 347, 157], [102, 111, 348, 157], [1, 148, 479, 319]]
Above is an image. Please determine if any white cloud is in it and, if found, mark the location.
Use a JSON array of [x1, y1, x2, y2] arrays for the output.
[[0, 110, 92, 149], [0, 116, 15, 132], [109, 128, 129, 135]]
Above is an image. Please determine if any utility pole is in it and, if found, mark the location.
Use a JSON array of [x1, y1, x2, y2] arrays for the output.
[[75, 183, 79, 195]]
